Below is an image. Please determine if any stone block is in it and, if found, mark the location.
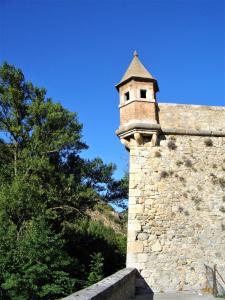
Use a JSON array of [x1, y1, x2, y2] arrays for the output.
[[127, 241, 143, 253], [129, 204, 143, 214], [127, 231, 137, 242], [128, 196, 137, 205], [129, 189, 143, 197], [127, 220, 141, 231], [151, 240, 162, 252], [137, 253, 149, 263], [137, 232, 149, 241], [141, 269, 151, 278]]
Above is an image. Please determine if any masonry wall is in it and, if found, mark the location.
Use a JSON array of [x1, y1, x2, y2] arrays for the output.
[[126, 104, 225, 293], [158, 103, 225, 132]]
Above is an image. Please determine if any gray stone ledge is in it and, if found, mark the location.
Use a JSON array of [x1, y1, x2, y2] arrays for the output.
[[62, 268, 137, 300], [116, 124, 225, 138], [161, 128, 225, 137], [116, 122, 161, 137]]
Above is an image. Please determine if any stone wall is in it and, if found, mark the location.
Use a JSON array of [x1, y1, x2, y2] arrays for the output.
[[126, 103, 225, 293], [62, 268, 137, 300], [158, 103, 225, 133]]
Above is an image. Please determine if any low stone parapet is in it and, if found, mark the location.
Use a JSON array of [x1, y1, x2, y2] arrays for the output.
[[62, 268, 137, 300]]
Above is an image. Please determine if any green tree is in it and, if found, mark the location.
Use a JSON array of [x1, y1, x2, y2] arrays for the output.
[[86, 253, 104, 286], [0, 217, 75, 300], [0, 62, 127, 299]]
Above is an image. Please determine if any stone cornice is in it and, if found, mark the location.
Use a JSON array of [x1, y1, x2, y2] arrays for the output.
[[161, 128, 225, 137]]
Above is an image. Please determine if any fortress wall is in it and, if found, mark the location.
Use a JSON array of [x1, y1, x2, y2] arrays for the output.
[[158, 103, 225, 132], [126, 104, 225, 293]]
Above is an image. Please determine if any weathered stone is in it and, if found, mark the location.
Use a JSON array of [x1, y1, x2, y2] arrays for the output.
[[127, 241, 143, 253], [151, 240, 162, 252], [137, 232, 149, 241], [140, 269, 151, 278], [129, 204, 143, 214], [137, 253, 149, 263], [127, 220, 141, 231], [125, 133, 225, 292]]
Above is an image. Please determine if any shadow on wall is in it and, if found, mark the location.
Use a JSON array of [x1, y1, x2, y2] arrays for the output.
[[136, 272, 154, 299], [205, 264, 225, 297], [135, 267, 225, 299]]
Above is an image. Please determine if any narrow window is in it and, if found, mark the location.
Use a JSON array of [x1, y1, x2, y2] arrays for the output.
[[140, 89, 147, 98], [125, 91, 130, 101]]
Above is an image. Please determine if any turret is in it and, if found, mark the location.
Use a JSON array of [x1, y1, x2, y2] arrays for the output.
[[115, 51, 160, 148]]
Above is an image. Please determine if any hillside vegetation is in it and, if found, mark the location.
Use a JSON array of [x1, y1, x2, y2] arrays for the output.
[[88, 203, 128, 235]]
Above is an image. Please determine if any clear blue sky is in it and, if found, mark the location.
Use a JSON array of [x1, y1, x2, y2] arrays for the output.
[[0, 0, 224, 179]]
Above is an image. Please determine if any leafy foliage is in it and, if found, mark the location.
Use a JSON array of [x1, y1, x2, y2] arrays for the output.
[[0, 217, 74, 300], [0, 63, 128, 299], [86, 253, 104, 286]]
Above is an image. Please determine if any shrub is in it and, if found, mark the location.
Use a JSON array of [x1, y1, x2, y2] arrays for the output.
[[176, 160, 183, 166], [210, 173, 218, 184], [86, 253, 104, 287], [192, 196, 202, 205], [154, 151, 161, 157], [167, 141, 177, 150], [170, 136, 176, 141], [160, 171, 169, 179], [219, 206, 225, 213], [204, 138, 213, 147], [179, 176, 185, 182], [219, 178, 225, 189], [197, 185, 203, 191], [185, 159, 192, 167]]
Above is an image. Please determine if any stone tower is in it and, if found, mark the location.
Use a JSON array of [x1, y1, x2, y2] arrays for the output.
[[116, 53, 225, 294], [116, 51, 160, 149]]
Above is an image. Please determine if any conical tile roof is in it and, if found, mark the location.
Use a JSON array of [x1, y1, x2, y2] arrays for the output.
[[119, 51, 154, 83]]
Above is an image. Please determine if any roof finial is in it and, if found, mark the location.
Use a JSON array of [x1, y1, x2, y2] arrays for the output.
[[133, 50, 138, 57]]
